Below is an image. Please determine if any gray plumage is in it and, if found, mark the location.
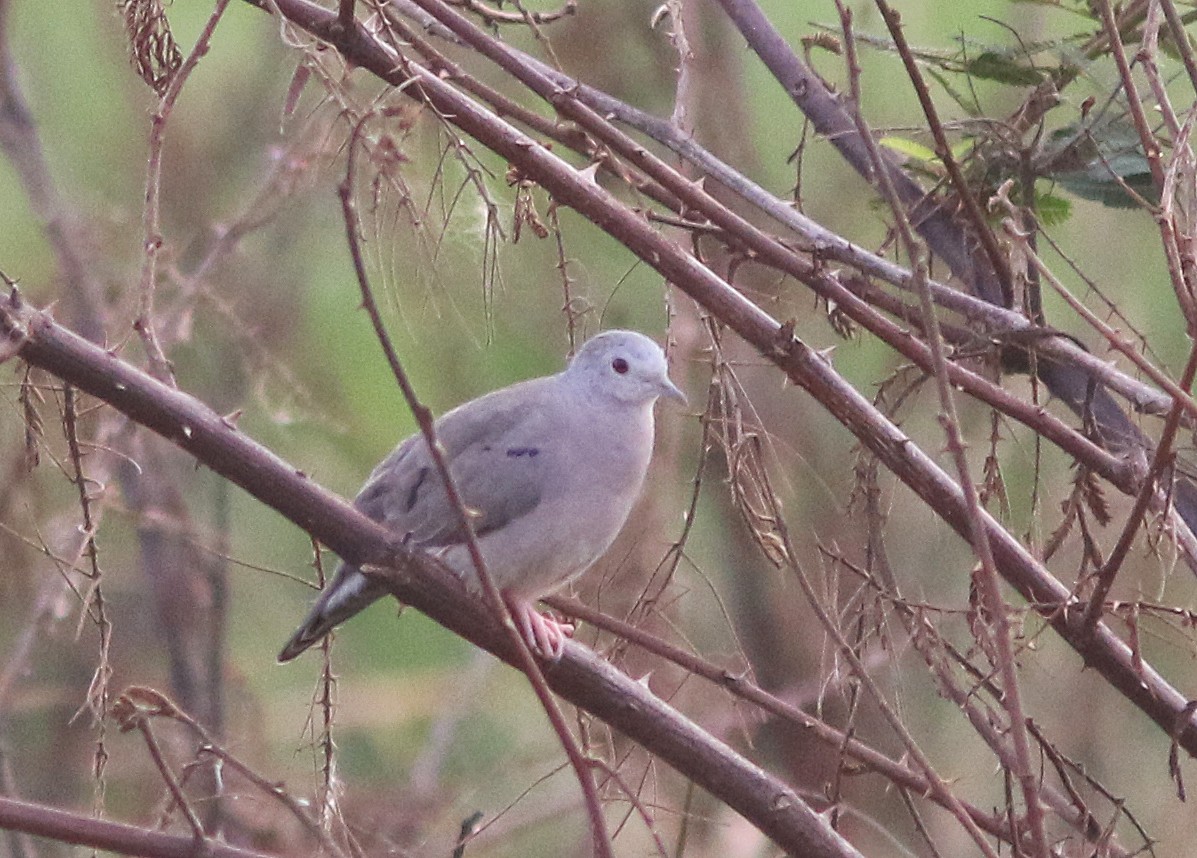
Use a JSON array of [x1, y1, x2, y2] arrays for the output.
[[278, 330, 685, 662]]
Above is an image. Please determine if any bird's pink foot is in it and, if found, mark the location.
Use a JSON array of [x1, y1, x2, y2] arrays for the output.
[[505, 594, 573, 660]]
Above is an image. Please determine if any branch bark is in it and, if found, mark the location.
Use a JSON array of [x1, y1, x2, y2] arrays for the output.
[[0, 795, 273, 858]]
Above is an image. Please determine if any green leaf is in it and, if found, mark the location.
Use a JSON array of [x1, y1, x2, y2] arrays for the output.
[[879, 136, 939, 164], [1042, 121, 1158, 208], [1033, 192, 1071, 226], [1055, 169, 1154, 208], [963, 51, 1045, 85], [950, 138, 976, 160]]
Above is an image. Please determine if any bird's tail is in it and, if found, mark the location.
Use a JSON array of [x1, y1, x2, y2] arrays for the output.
[[277, 563, 387, 662]]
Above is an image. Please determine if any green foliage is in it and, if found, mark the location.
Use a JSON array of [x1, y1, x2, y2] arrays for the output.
[[828, 18, 1087, 118], [879, 135, 939, 164], [1042, 122, 1157, 208], [881, 135, 976, 165], [1033, 191, 1072, 226], [961, 50, 1046, 85]]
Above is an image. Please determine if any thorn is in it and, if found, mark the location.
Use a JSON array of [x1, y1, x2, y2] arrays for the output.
[[771, 319, 797, 357], [577, 162, 601, 185]]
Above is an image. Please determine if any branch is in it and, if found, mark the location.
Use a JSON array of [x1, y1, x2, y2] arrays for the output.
[[710, 0, 1197, 538], [380, 0, 1181, 426], [245, 0, 1197, 761], [0, 290, 861, 858], [0, 794, 272, 858]]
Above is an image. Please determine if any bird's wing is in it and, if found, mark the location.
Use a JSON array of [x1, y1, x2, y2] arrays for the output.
[[352, 378, 558, 548]]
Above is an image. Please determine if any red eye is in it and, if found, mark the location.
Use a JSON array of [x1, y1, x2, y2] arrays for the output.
[[612, 357, 629, 374]]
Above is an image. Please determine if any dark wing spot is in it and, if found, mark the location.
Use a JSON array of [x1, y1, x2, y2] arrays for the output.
[[506, 446, 540, 458], [481, 444, 493, 452], [405, 467, 429, 512]]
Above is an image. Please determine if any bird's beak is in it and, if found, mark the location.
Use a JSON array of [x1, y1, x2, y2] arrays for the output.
[[658, 378, 688, 407]]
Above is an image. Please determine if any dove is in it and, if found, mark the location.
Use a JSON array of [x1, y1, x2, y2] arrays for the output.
[[278, 330, 686, 662]]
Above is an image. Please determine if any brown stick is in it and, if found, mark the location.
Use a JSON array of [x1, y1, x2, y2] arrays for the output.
[[0, 795, 273, 858]]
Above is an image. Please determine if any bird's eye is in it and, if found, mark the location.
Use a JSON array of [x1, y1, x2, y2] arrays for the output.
[[612, 357, 629, 374]]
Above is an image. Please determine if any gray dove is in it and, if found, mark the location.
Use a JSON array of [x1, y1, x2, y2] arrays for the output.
[[278, 330, 686, 662]]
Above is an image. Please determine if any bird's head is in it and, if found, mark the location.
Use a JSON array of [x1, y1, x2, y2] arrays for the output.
[[566, 330, 687, 408]]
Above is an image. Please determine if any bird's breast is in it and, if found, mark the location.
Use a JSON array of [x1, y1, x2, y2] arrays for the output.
[[558, 404, 654, 489]]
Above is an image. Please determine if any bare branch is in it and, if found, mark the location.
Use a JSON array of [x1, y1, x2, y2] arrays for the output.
[[0, 795, 273, 858]]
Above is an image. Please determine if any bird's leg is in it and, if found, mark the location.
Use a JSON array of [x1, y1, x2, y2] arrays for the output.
[[503, 592, 572, 660]]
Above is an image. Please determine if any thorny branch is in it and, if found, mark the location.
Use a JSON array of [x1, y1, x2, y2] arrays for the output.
[[856, 6, 1046, 854], [134, 0, 232, 385], [0, 291, 862, 858], [241, 0, 1197, 769], [112, 686, 350, 858], [0, 793, 273, 858]]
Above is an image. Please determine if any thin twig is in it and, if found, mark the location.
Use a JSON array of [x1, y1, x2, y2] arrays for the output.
[[337, 115, 614, 858], [587, 759, 669, 858], [312, 540, 338, 832], [1159, 0, 1197, 94], [449, 0, 574, 25], [1095, 0, 1165, 192], [1082, 334, 1197, 635], [133, 720, 206, 842], [63, 385, 114, 819], [849, 6, 1046, 853], [113, 686, 350, 858], [874, 1, 1014, 308], [134, 0, 232, 385]]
